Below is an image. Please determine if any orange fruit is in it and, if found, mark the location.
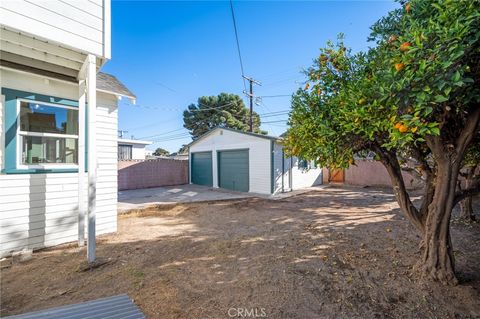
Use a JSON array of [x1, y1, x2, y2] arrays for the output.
[[304, 83, 310, 90], [399, 125, 408, 133], [394, 123, 402, 129], [400, 42, 411, 52], [388, 35, 398, 44], [411, 127, 418, 133], [395, 63, 405, 72], [405, 3, 411, 13]]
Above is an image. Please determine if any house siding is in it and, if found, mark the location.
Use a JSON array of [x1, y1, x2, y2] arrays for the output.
[[0, 69, 118, 257], [0, 0, 108, 58], [273, 142, 323, 194], [189, 129, 272, 194]]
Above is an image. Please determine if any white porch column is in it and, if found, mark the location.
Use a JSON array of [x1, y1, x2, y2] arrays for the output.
[[78, 79, 86, 246], [86, 54, 97, 263]]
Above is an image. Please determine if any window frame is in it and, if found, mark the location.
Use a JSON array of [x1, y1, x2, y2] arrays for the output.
[[118, 144, 133, 160], [16, 98, 79, 170]]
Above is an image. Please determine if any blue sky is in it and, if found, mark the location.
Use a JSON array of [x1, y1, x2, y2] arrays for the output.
[[103, 0, 399, 153]]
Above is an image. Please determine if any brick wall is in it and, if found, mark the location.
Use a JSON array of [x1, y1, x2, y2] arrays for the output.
[[118, 159, 188, 190]]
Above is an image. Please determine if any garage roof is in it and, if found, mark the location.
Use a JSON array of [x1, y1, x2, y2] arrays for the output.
[[188, 127, 280, 148]]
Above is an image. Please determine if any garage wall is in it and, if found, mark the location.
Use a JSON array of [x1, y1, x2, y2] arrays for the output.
[[189, 129, 272, 194], [272, 142, 323, 194]]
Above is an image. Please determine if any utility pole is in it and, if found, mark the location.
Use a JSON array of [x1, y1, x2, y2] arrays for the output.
[[118, 130, 128, 138], [243, 75, 261, 132]]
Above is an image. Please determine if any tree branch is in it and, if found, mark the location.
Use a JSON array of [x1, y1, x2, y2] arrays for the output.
[[456, 106, 480, 156], [372, 144, 426, 233]]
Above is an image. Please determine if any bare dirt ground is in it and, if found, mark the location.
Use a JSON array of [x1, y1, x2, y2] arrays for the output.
[[1, 187, 479, 318]]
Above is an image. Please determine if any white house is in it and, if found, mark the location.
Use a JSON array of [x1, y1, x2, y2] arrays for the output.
[[118, 138, 152, 160], [188, 127, 323, 195], [0, 1, 134, 258]]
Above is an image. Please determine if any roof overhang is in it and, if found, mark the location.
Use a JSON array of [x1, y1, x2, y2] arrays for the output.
[[187, 127, 280, 148], [0, 26, 105, 79], [118, 138, 152, 146]]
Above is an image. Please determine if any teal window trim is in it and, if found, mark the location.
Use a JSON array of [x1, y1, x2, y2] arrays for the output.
[[1, 87, 88, 174]]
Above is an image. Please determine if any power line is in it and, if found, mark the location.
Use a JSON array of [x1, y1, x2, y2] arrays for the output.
[[259, 94, 292, 98], [138, 127, 187, 140], [259, 109, 291, 115], [124, 115, 179, 131], [152, 134, 191, 142], [119, 100, 235, 113], [261, 112, 290, 118], [151, 135, 192, 143], [262, 119, 288, 124], [229, 0, 247, 93]]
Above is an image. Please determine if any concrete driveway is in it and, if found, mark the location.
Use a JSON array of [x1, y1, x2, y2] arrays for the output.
[[118, 184, 255, 212]]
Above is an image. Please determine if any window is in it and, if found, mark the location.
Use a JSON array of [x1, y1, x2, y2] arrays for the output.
[[18, 100, 78, 167], [298, 158, 308, 169], [118, 144, 132, 160]]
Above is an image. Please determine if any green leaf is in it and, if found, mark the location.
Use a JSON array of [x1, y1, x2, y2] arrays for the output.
[[434, 95, 449, 103]]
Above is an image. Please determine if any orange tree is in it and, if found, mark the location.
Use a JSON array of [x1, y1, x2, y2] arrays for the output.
[[285, 0, 480, 285]]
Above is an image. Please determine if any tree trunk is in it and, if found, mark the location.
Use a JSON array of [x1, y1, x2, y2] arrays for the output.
[[459, 196, 475, 221], [459, 168, 476, 221], [422, 159, 459, 285]]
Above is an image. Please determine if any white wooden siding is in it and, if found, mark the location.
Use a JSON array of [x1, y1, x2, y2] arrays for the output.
[[0, 70, 118, 257], [0, 0, 109, 58], [273, 142, 323, 193], [189, 129, 273, 194]]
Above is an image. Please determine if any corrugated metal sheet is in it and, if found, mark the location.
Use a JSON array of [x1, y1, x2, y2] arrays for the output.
[[5, 294, 145, 319]]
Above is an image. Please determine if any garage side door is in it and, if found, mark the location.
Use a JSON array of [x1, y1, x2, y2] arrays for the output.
[[218, 149, 249, 192], [191, 151, 213, 186]]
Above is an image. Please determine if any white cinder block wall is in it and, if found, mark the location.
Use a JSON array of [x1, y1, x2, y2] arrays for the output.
[[0, 69, 118, 257], [189, 129, 272, 194]]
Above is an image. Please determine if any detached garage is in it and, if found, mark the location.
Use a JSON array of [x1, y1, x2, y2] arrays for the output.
[[188, 127, 323, 195]]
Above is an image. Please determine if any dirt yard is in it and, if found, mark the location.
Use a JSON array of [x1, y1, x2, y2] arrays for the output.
[[1, 187, 479, 318]]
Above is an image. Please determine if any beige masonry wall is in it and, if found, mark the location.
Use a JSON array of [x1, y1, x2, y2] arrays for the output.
[[118, 159, 188, 190], [324, 160, 422, 189]]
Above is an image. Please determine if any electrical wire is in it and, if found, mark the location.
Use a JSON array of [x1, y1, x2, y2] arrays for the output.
[[259, 94, 292, 98], [262, 119, 288, 124], [119, 100, 235, 113], [229, 0, 247, 93], [138, 127, 187, 140]]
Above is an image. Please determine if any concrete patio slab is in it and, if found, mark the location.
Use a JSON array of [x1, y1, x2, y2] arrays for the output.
[[118, 184, 256, 212]]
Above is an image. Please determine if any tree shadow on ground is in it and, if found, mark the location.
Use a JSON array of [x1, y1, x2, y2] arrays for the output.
[[1, 187, 479, 319]]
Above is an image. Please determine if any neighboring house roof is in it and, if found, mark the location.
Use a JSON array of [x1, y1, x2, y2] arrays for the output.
[[97, 72, 136, 100], [118, 138, 152, 146], [187, 127, 280, 148]]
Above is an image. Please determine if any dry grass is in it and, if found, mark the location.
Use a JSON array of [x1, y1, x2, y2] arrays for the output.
[[1, 187, 479, 318]]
